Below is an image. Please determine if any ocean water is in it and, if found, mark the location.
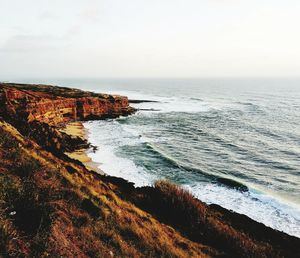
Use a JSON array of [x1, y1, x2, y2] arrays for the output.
[[24, 78, 300, 237]]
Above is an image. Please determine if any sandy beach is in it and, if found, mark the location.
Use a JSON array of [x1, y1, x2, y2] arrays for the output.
[[61, 122, 104, 174]]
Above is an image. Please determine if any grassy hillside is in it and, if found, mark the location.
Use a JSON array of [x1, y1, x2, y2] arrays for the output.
[[0, 83, 299, 257], [0, 120, 214, 257]]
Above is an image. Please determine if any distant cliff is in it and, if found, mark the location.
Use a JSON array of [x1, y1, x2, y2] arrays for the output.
[[0, 83, 135, 125]]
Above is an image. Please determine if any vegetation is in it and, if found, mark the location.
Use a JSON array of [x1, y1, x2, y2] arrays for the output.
[[129, 180, 300, 258], [1, 83, 106, 99], [0, 121, 213, 257], [0, 80, 299, 257], [153, 181, 273, 257]]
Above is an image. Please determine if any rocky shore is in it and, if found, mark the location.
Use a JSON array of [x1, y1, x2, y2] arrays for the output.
[[0, 83, 299, 257], [60, 122, 103, 174]]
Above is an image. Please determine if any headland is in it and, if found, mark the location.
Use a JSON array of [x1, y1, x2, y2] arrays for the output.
[[0, 82, 299, 257]]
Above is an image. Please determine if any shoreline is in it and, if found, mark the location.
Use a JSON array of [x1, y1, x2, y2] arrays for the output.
[[61, 121, 104, 175], [1, 82, 299, 256], [83, 117, 300, 238]]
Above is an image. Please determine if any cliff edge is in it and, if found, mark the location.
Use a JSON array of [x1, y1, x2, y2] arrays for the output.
[[0, 83, 299, 258], [0, 83, 135, 125]]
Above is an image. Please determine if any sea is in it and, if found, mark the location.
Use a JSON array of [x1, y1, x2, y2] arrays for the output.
[[23, 78, 300, 237]]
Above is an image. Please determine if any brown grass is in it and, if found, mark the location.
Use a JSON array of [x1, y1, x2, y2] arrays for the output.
[[0, 120, 213, 257], [1, 119, 299, 257], [131, 180, 280, 257]]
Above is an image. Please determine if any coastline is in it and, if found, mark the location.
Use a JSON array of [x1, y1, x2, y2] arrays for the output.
[[0, 83, 299, 257], [62, 122, 104, 175], [83, 110, 300, 238]]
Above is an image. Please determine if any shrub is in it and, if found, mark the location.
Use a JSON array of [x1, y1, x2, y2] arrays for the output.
[[12, 157, 42, 178], [148, 180, 273, 257]]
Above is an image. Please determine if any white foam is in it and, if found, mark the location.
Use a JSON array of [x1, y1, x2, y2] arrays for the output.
[[84, 121, 154, 187], [93, 89, 241, 114], [134, 98, 211, 113], [184, 183, 300, 238], [83, 119, 300, 238]]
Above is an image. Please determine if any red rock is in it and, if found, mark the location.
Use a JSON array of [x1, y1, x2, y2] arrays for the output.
[[0, 84, 135, 125]]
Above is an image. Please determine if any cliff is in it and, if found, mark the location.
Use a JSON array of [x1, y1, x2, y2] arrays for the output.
[[0, 83, 299, 258], [0, 83, 135, 125]]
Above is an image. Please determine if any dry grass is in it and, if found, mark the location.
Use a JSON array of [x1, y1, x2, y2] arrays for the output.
[[0, 121, 213, 257], [1, 120, 298, 257], [131, 180, 281, 257]]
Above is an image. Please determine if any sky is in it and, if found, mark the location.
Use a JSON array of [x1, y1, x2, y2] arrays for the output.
[[0, 0, 299, 79]]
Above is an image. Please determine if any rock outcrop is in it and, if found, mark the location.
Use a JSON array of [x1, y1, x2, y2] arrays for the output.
[[0, 83, 135, 125]]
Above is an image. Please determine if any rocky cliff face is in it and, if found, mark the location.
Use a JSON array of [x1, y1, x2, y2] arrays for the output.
[[0, 83, 135, 125]]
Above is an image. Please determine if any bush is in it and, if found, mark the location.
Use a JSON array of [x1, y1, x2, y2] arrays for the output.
[[149, 181, 273, 257], [11, 156, 42, 178]]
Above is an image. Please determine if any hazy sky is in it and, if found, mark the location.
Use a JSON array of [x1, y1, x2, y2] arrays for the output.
[[0, 0, 299, 79]]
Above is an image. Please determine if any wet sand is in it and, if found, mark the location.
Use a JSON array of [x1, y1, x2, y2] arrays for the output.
[[62, 122, 104, 174]]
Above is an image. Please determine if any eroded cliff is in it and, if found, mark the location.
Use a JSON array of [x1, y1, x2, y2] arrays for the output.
[[0, 83, 135, 125]]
